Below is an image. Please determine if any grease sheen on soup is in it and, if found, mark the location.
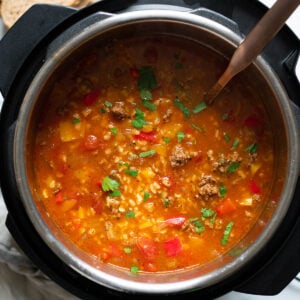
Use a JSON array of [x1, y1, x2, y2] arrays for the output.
[[32, 36, 274, 273]]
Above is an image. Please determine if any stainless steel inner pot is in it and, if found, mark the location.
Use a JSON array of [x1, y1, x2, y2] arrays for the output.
[[13, 9, 300, 294]]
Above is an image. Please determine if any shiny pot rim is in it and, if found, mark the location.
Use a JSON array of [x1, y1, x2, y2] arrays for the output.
[[13, 9, 300, 295]]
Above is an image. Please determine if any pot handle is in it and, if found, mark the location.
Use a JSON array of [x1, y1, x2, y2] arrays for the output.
[[0, 0, 137, 99], [0, 5, 77, 99], [190, 7, 240, 35]]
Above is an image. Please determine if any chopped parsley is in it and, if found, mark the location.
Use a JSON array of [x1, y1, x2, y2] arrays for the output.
[[110, 127, 118, 135], [221, 221, 234, 245], [222, 113, 229, 120], [132, 109, 147, 129], [224, 132, 231, 142], [173, 97, 190, 118], [245, 142, 258, 154], [138, 67, 157, 91], [189, 217, 205, 234], [191, 123, 203, 133], [140, 89, 152, 101], [101, 177, 121, 197], [104, 101, 112, 107], [193, 101, 207, 114], [144, 191, 150, 201], [110, 189, 121, 197], [163, 137, 170, 144], [72, 118, 80, 124], [219, 184, 227, 198], [125, 210, 135, 218], [101, 176, 120, 192], [201, 208, 215, 219], [124, 247, 132, 254], [130, 265, 140, 274], [125, 169, 139, 177], [142, 100, 157, 111], [231, 138, 239, 150], [139, 149, 156, 158], [227, 161, 240, 174], [177, 131, 185, 142]]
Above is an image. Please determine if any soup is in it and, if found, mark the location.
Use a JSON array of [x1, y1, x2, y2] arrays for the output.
[[32, 35, 274, 273]]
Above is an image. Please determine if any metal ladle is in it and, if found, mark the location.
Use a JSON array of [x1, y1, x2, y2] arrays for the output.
[[205, 0, 300, 105]]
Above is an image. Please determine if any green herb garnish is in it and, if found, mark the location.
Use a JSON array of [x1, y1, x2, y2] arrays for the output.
[[163, 137, 170, 144], [191, 123, 203, 133], [189, 217, 205, 234], [193, 101, 207, 114], [245, 143, 258, 154], [72, 118, 80, 124], [231, 138, 239, 150], [138, 67, 157, 91], [124, 247, 132, 254], [110, 127, 118, 135], [227, 162, 240, 174], [173, 97, 190, 118], [221, 221, 234, 245], [130, 265, 140, 274], [177, 131, 185, 142], [125, 169, 139, 177], [222, 113, 229, 120], [201, 208, 215, 219], [144, 191, 150, 201], [142, 100, 157, 111], [104, 101, 112, 107], [139, 149, 156, 158], [140, 89, 152, 101], [125, 210, 135, 218], [132, 109, 147, 129], [102, 176, 120, 192], [110, 189, 121, 197], [219, 184, 227, 198], [224, 132, 231, 142]]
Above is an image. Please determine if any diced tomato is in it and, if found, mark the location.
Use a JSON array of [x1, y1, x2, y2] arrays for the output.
[[82, 90, 100, 106], [164, 237, 182, 257], [164, 217, 186, 227], [249, 180, 261, 194], [55, 191, 64, 204], [194, 151, 203, 163], [136, 236, 157, 260], [108, 244, 123, 258], [133, 131, 158, 143], [99, 243, 123, 261], [244, 116, 262, 127], [92, 200, 103, 214], [130, 67, 140, 79], [244, 114, 264, 137], [216, 198, 237, 216], [84, 134, 99, 150]]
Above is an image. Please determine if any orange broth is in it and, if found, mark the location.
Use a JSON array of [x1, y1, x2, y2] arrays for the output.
[[32, 36, 274, 273]]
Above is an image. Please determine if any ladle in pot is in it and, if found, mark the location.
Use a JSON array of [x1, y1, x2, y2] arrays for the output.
[[205, 0, 300, 105]]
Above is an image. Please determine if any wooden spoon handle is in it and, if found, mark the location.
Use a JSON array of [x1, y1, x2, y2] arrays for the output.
[[206, 0, 300, 104], [229, 0, 300, 76]]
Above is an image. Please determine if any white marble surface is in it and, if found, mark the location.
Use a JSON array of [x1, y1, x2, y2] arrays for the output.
[[0, 1, 299, 299]]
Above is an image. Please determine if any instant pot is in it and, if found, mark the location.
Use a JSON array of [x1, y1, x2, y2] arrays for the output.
[[0, 0, 300, 298]]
